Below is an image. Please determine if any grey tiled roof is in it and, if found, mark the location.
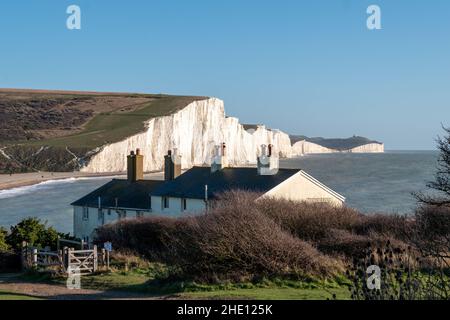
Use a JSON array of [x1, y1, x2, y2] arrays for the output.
[[71, 179, 163, 209], [151, 167, 300, 200]]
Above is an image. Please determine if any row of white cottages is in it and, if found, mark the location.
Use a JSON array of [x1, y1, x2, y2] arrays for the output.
[[72, 145, 345, 242]]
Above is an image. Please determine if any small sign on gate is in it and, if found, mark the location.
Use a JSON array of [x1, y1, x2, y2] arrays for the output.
[[104, 241, 112, 252]]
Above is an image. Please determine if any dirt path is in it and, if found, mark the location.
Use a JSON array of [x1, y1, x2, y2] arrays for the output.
[[0, 274, 176, 300]]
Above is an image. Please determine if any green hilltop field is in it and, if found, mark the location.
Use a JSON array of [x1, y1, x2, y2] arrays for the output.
[[0, 89, 206, 173]]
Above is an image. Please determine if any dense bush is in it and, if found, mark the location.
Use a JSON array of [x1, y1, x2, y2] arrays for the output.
[[0, 251, 21, 272], [255, 197, 360, 241], [96, 192, 342, 281], [5, 217, 65, 250], [412, 205, 450, 264], [0, 227, 9, 252], [351, 213, 412, 240]]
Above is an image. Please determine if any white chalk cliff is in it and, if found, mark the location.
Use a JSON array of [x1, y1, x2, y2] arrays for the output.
[[81, 98, 383, 173], [81, 98, 292, 173], [291, 140, 384, 155]]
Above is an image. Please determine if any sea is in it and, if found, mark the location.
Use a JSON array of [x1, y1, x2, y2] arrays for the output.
[[0, 151, 439, 234]]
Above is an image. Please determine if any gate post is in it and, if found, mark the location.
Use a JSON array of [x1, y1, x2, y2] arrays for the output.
[[93, 245, 98, 272], [32, 248, 38, 268], [21, 241, 27, 271]]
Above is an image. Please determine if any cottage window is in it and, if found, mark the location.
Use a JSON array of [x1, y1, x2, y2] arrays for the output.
[[163, 197, 169, 209], [181, 198, 187, 211], [82, 207, 89, 221], [136, 211, 144, 218], [117, 210, 126, 220]]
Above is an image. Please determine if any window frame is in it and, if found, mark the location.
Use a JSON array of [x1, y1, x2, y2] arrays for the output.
[[162, 197, 169, 209], [82, 207, 89, 221], [98, 209, 104, 223]]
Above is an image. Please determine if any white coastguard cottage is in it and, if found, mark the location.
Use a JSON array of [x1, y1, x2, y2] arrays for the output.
[[72, 145, 345, 242]]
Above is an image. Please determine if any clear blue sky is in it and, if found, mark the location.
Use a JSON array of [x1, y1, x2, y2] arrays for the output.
[[1, 0, 449, 150]]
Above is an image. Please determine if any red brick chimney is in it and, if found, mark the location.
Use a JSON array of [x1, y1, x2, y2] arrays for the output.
[[127, 149, 144, 182]]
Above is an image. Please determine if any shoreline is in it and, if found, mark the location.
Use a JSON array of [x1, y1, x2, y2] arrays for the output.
[[0, 170, 167, 192], [0, 171, 127, 191]]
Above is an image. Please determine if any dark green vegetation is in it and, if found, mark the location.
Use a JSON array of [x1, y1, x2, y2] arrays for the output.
[[0, 291, 41, 300], [348, 240, 449, 300], [69, 270, 350, 300], [16, 259, 350, 300], [0, 218, 71, 258], [290, 135, 382, 150], [0, 89, 206, 173]]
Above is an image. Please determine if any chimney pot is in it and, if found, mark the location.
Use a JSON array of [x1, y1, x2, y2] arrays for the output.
[[261, 144, 267, 156], [127, 149, 144, 182], [165, 150, 181, 181], [221, 143, 226, 156], [211, 143, 228, 173]]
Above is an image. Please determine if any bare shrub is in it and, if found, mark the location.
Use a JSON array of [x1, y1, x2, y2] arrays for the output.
[[96, 216, 186, 262], [318, 229, 371, 258], [109, 250, 151, 270], [96, 190, 447, 287], [349, 240, 449, 300], [352, 213, 412, 240], [255, 197, 360, 242], [412, 205, 450, 262], [96, 191, 341, 281], [180, 193, 340, 280]]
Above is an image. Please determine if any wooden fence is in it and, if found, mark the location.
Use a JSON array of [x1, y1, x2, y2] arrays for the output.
[[21, 241, 109, 275]]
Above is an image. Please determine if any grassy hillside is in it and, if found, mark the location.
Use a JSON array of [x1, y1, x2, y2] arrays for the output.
[[290, 135, 382, 150], [0, 89, 207, 173]]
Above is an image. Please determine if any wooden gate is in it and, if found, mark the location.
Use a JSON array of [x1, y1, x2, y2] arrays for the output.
[[65, 246, 98, 274], [21, 242, 105, 275]]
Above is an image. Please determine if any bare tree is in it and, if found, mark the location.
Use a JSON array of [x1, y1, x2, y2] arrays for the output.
[[416, 126, 450, 206]]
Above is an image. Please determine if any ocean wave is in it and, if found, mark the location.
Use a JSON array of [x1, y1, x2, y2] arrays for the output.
[[0, 178, 80, 200], [0, 175, 124, 200]]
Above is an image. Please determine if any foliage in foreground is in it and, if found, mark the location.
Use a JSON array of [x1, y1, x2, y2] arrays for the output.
[[348, 240, 449, 300], [2, 217, 70, 251], [0, 227, 9, 252], [95, 191, 418, 282]]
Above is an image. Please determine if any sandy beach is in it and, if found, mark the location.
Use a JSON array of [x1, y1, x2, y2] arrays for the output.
[[0, 171, 127, 191], [0, 170, 169, 191]]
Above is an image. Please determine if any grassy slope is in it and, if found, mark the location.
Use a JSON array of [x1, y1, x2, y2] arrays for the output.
[[0, 291, 41, 300], [22, 271, 350, 300], [21, 95, 207, 149]]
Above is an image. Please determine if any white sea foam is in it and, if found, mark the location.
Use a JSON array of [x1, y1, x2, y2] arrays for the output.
[[0, 176, 122, 200]]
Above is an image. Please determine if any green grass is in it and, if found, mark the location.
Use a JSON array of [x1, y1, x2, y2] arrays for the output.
[[183, 287, 349, 300], [18, 265, 352, 300], [22, 95, 206, 149], [37, 270, 351, 300], [0, 291, 42, 300]]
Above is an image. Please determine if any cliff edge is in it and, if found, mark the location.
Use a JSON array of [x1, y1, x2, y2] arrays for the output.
[[0, 89, 384, 174]]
